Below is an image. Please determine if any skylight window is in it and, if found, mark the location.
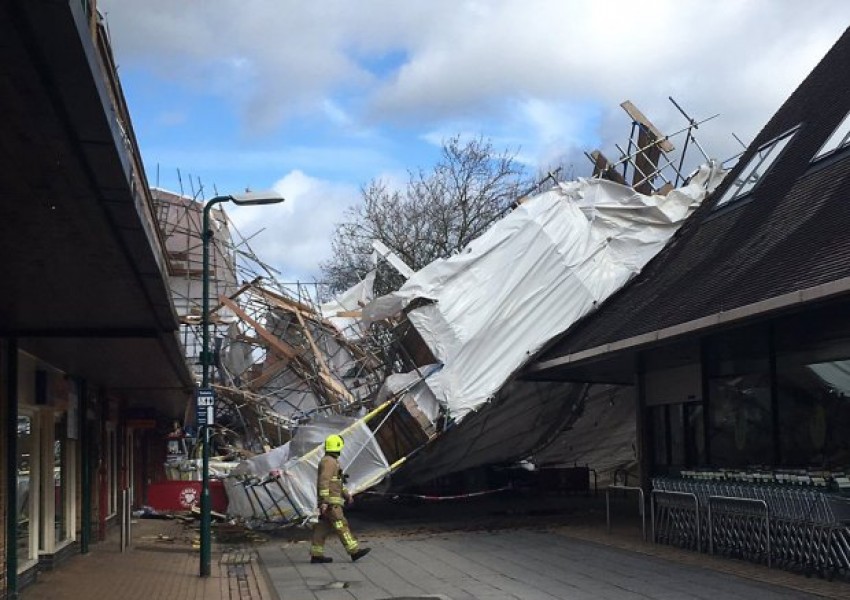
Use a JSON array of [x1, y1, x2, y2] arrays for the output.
[[813, 111, 850, 161], [716, 127, 798, 207]]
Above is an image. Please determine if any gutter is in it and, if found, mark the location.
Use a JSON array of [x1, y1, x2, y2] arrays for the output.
[[530, 275, 850, 374]]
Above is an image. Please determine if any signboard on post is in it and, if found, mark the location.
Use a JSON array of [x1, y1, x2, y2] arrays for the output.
[[196, 387, 215, 428]]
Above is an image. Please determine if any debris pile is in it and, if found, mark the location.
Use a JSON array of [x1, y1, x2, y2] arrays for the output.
[[153, 99, 726, 526]]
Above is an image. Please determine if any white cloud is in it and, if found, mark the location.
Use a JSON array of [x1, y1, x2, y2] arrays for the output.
[[102, 1, 850, 277], [142, 144, 399, 184], [224, 170, 360, 282], [101, 0, 850, 166]]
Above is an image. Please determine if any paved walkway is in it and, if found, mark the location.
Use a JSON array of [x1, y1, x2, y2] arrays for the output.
[[260, 527, 843, 600], [256, 492, 850, 600], [20, 517, 273, 600], [15, 494, 850, 600]]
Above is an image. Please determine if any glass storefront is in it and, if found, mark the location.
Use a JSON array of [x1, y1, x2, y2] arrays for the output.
[[775, 305, 850, 468], [647, 303, 850, 474], [707, 373, 773, 466], [650, 401, 704, 471], [684, 403, 705, 466], [54, 412, 68, 544], [705, 325, 773, 467], [17, 414, 33, 564]]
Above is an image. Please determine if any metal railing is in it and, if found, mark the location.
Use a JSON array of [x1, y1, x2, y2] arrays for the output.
[[606, 485, 646, 541]]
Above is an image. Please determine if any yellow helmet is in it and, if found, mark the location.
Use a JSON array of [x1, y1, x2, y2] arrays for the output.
[[325, 434, 344, 453]]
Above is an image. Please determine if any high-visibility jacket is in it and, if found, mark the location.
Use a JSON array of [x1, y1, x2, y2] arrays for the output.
[[317, 454, 347, 507]]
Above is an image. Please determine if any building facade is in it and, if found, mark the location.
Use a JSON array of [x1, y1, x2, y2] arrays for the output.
[[532, 27, 850, 485], [527, 30, 850, 576], [0, 2, 193, 597]]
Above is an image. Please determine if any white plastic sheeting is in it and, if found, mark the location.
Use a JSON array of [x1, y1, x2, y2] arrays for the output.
[[224, 417, 390, 523], [319, 269, 376, 340], [365, 163, 726, 422], [375, 369, 442, 423]]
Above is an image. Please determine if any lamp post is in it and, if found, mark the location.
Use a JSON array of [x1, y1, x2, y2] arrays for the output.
[[199, 191, 284, 577]]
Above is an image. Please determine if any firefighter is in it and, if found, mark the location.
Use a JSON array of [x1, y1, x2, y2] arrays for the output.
[[310, 434, 371, 563]]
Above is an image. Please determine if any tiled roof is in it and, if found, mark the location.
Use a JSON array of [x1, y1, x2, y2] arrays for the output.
[[539, 27, 850, 362]]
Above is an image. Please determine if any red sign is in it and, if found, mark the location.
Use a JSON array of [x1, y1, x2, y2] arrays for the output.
[[147, 480, 228, 513]]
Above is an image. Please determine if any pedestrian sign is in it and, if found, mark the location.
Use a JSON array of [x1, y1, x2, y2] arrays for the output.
[[196, 387, 215, 428]]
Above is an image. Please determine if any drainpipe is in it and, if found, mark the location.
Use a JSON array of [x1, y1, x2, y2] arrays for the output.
[[79, 379, 90, 554], [5, 339, 19, 598]]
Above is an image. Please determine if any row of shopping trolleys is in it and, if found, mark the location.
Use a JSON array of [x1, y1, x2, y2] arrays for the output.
[[643, 477, 850, 580], [650, 477, 850, 579]]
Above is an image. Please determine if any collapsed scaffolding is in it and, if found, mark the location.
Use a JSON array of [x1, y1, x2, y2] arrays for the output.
[[152, 185, 442, 488], [152, 98, 727, 526]]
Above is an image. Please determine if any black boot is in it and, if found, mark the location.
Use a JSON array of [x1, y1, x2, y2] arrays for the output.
[[350, 547, 371, 562], [310, 556, 333, 564]]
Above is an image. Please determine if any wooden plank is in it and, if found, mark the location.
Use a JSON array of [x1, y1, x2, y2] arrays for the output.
[[294, 309, 334, 381], [633, 127, 662, 194], [620, 100, 675, 152], [248, 355, 290, 390], [168, 266, 205, 277], [220, 296, 301, 361], [247, 284, 349, 336], [248, 284, 376, 367], [219, 296, 354, 406], [590, 150, 628, 185], [656, 182, 674, 196], [208, 281, 255, 315], [247, 285, 316, 318]]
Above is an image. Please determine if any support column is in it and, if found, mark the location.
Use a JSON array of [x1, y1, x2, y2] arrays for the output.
[[5, 339, 19, 598], [700, 338, 711, 465], [79, 380, 90, 554], [635, 352, 651, 494], [769, 324, 780, 466], [97, 394, 107, 542]]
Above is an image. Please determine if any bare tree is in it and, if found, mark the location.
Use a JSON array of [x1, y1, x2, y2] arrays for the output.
[[321, 135, 529, 295]]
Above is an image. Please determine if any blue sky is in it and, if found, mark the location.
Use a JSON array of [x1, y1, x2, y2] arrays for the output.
[[99, 0, 850, 284]]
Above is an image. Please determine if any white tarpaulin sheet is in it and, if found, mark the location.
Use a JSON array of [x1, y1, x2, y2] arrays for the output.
[[224, 417, 390, 523], [365, 163, 725, 422], [376, 369, 442, 423], [319, 269, 376, 340]]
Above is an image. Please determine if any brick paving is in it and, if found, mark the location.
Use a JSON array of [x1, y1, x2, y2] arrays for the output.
[[19, 518, 274, 600]]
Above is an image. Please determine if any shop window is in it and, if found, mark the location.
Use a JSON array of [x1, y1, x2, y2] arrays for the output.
[[652, 406, 668, 469], [649, 401, 704, 473], [708, 374, 773, 466], [17, 414, 35, 566], [705, 326, 773, 467], [54, 413, 68, 544], [684, 403, 705, 466], [646, 356, 705, 473], [775, 305, 850, 468]]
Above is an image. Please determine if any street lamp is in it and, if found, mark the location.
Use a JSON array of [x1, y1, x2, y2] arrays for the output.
[[199, 191, 284, 577]]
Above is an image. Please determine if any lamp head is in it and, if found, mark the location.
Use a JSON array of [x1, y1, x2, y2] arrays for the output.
[[229, 190, 285, 206]]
